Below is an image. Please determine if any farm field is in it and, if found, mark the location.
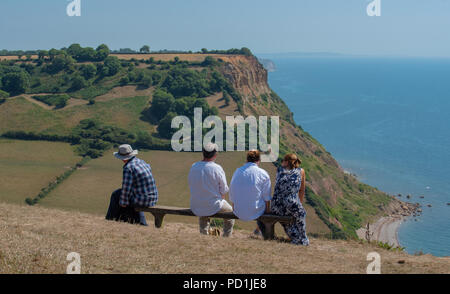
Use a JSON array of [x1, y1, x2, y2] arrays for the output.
[[0, 139, 81, 204], [0, 94, 154, 135], [37, 149, 330, 235]]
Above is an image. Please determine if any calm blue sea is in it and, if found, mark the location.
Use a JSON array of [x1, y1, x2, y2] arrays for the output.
[[262, 55, 450, 257]]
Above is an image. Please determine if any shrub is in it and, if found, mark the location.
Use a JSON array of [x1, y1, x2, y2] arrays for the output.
[[1, 71, 30, 95], [202, 56, 218, 67], [70, 75, 87, 91], [157, 112, 177, 139], [44, 54, 75, 74], [162, 67, 211, 98], [95, 44, 110, 61], [223, 91, 231, 106], [33, 94, 70, 108], [147, 89, 175, 121], [140, 75, 152, 88], [120, 76, 130, 86], [80, 64, 97, 79], [0, 89, 9, 98], [103, 56, 121, 76], [150, 71, 162, 85]]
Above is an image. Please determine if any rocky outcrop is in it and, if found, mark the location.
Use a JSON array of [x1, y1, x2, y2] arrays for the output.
[[219, 55, 271, 102]]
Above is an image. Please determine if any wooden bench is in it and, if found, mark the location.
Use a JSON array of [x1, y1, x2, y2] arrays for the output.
[[136, 205, 293, 240]]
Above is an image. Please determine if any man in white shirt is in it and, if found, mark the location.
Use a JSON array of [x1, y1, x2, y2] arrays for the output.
[[229, 150, 272, 234], [188, 143, 234, 237]]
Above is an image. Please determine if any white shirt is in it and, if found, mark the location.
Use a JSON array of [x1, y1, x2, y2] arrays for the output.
[[188, 161, 229, 216], [229, 162, 272, 221]]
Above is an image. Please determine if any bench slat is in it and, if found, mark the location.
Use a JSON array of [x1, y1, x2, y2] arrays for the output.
[[136, 205, 293, 223]]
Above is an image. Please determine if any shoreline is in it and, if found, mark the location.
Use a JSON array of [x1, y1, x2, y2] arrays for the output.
[[356, 199, 419, 248], [356, 215, 406, 247]]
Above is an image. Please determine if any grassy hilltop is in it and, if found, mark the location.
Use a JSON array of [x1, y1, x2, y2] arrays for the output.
[[1, 202, 448, 274], [0, 44, 399, 239]]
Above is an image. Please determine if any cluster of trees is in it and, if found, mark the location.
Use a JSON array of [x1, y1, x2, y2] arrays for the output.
[[0, 53, 124, 97], [71, 119, 135, 158], [200, 47, 253, 56], [70, 119, 169, 157], [1, 118, 171, 159], [39, 44, 111, 62], [110, 47, 193, 55], [161, 67, 233, 99], [136, 67, 242, 138], [123, 68, 162, 88], [143, 89, 218, 139], [42, 54, 76, 74], [0, 69, 30, 96], [1, 46, 252, 59], [42, 53, 120, 77], [0, 49, 38, 57]]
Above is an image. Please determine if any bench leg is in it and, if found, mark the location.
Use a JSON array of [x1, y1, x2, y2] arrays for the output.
[[262, 221, 276, 240], [151, 212, 165, 228]]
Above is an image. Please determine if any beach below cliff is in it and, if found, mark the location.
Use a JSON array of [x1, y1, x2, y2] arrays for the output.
[[357, 216, 404, 247], [356, 199, 419, 248]]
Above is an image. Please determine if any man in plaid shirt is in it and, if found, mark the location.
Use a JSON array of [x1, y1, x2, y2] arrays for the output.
[[106, 144, 158, 225]]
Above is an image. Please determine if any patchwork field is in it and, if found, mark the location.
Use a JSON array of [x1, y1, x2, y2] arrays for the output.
[[0, 139, 81, 204], [0, 94, 154, 135]]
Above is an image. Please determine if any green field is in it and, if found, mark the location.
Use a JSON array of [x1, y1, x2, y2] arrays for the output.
[[0, 139, 81, 204], [0, 95, 154, 136]]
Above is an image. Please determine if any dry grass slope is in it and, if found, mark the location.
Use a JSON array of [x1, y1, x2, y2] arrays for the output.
[[0, 202, 448, 274]]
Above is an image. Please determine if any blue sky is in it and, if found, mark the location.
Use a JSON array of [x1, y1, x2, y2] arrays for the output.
[[1, 0, 450, 57]]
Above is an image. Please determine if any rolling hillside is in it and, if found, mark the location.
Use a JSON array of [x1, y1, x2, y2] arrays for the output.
[[0, 46, 403, 239]]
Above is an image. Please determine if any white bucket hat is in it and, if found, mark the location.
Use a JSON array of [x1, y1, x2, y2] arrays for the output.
[[204, 142, 219, 152], [114, 144, 138, 160]]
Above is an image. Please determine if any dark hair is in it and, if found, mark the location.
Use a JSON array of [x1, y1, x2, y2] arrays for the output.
[[203, 149, 217, 159], [247, 150, 261, 163]]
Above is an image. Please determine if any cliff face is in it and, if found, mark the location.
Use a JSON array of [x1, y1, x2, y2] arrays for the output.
[[219, 55, 271, 101], [216, 55, 394, 238]]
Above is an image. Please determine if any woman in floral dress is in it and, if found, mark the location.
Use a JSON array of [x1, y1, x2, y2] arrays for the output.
[[271, 153, 309, 245]]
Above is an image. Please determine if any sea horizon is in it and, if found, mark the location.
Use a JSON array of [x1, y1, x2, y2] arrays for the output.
[[262, 54, 450, 257]]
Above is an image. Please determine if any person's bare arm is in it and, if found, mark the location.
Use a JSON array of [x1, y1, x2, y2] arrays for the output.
[[299, 169, 306, 204]]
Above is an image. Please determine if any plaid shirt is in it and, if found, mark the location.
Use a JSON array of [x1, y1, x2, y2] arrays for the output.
[[120, 157, 158, 207]]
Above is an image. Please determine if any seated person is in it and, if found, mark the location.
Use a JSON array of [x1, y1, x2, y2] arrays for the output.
[[271, 153, 309, 245], [106, 144, 158, 225], [229, 150, 272, 235], [188, 143, 234, 237]]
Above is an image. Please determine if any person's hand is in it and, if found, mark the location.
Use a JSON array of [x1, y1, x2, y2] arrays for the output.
[[120, 204, 127, 208]]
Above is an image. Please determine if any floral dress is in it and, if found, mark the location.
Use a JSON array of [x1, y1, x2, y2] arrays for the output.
[[271, 166, 309, 245]]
